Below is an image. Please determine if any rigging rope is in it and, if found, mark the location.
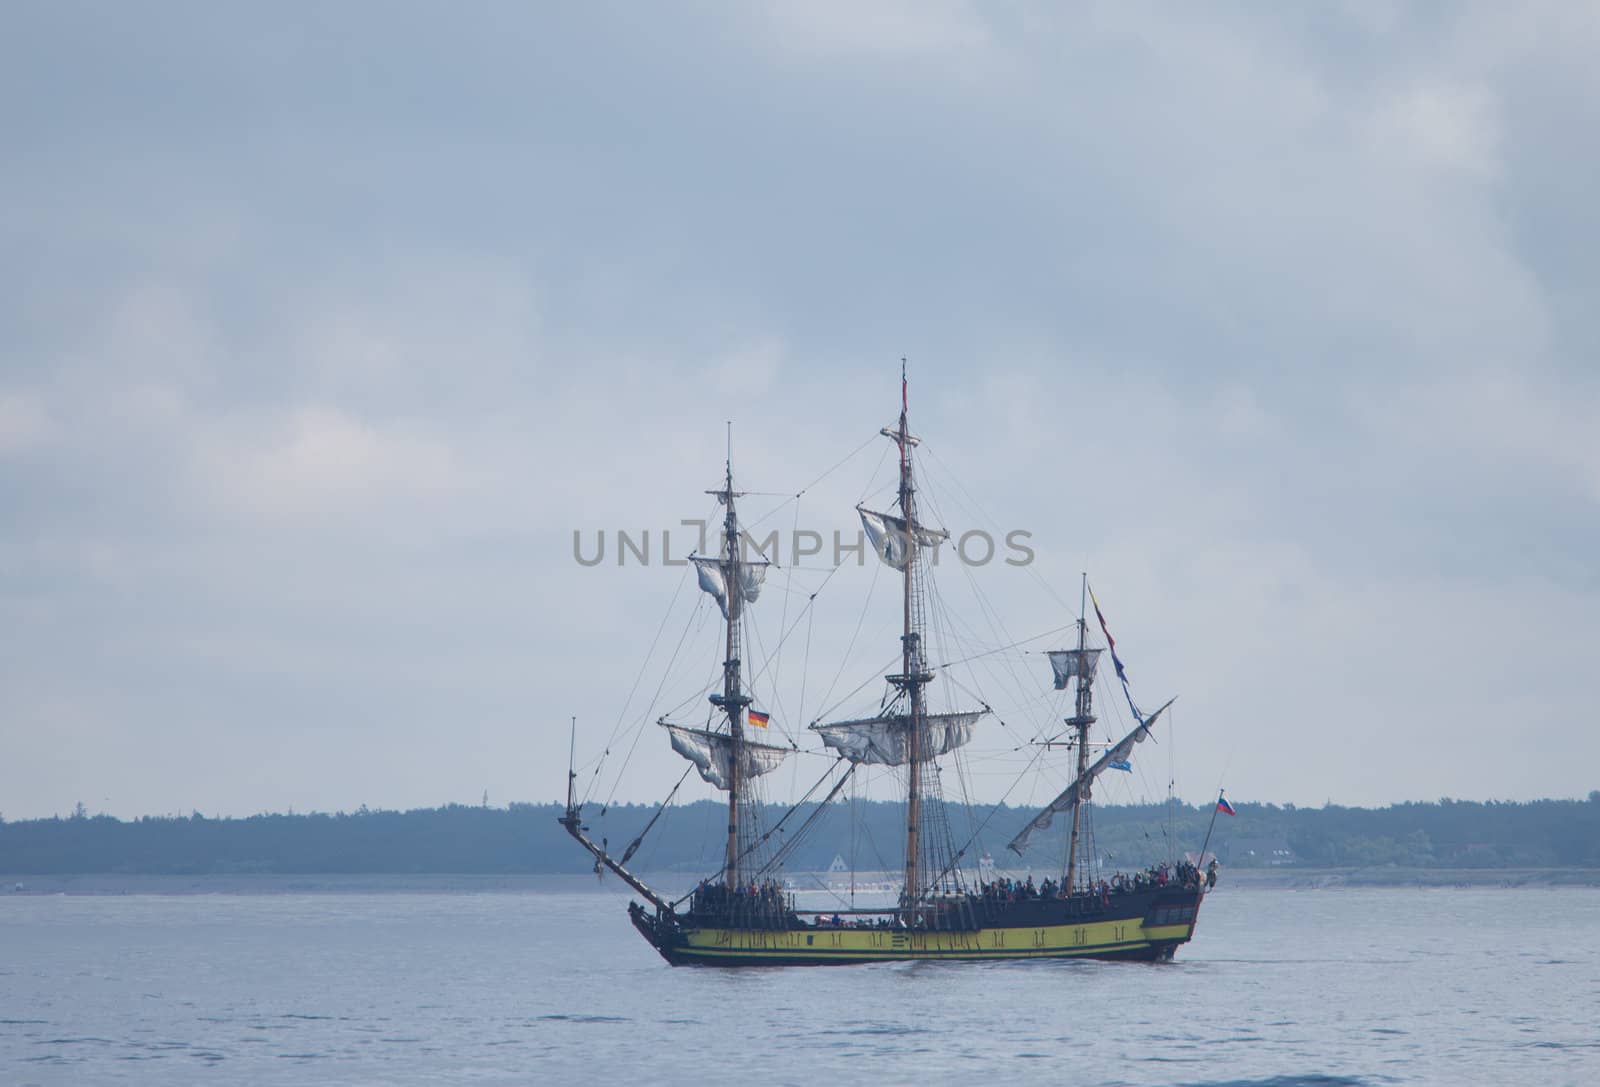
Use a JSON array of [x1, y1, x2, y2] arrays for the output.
[[810, 652, 903, 725], [582, 560, 694, 806], [741, 431, 885, 535], [746, 562, 847, 688], [757, 762, 855, 875], [594, 590, 712, 810], [916, 467, 1058, 744], [923, 443, 1081, 618], [927, 737, 1050, 887], [812, 554, 883, 717], [667, 760, 852, 907], [620, 764, 695, 865]]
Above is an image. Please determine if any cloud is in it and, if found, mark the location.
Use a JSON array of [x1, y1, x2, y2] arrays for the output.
[[1377, 82, 1501, 179], [1, 2, 1597, 820], [198, 405, 461, 516], [0, 391, 51, 453], [1363, 366, 1600, 508], [756, 0, 993, 59]]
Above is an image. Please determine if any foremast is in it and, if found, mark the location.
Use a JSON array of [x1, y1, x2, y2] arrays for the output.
[[706, 458, 751, 887], [654, 444, 785, 890]]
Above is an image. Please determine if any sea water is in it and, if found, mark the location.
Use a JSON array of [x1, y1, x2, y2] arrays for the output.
[[2, 881, 1595, 1086]]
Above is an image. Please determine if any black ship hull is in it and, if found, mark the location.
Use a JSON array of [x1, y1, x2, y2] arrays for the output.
[[627, 885, 1205, 967]]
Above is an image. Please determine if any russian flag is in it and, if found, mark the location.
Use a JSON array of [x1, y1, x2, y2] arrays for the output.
[[1216, 795, 1236, 816]]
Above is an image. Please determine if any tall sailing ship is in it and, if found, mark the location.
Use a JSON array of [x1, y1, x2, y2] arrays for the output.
[[561, 373, 1215, 965]]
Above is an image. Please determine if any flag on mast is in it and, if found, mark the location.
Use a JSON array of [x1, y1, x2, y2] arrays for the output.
[[748, 709, 770, 728], [1087, 583, 1145, 725], [1216, 793, 1236, 816], [1088, 586, 1128, 683]]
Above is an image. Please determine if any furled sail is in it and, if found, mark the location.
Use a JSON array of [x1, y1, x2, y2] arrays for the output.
[[1006, 697, 1176, 854], [810, 711, 984, 766], [663, 722, 791, 791], [858, 507, 948, 570], [692, 556, 768, 619], [1047, 648, 1103, 690]]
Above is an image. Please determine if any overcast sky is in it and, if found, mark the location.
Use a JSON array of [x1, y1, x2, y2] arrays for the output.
[[2, 3, 1596, 821]]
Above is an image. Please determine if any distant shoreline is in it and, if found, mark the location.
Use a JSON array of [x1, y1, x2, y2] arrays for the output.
[[3, 867, 1598, 896], [1222, 866, 1600, 889], [8, 799, 1596, 880]]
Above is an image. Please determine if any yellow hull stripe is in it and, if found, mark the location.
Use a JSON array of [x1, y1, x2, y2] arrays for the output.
[[675, 918, 1193, 961]]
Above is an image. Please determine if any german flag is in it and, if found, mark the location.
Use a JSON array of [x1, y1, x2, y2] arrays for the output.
[[747, 709, 770, 728]]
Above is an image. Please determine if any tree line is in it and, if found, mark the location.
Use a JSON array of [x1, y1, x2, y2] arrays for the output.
[[2, 794, 1597, 876]]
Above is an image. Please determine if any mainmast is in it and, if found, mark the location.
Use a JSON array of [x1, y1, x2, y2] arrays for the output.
[[1064, 574, 1095, 893], [707, 451, 750, 887], [811, 368, 980, 908], [885, 364, 931, 907]]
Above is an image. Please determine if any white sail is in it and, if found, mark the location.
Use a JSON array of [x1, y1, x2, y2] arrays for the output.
[[858, 509, 905, 568], [664, 723, 791, 791], [858, 507, 947, 570], [810, 711, 983, 766], [1047, 648, 1103, 690], [692, 556, 768, 619], [739, 561, 766, 603], [1006, 697, 1176, 854], [694, 559, 728, 615]]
